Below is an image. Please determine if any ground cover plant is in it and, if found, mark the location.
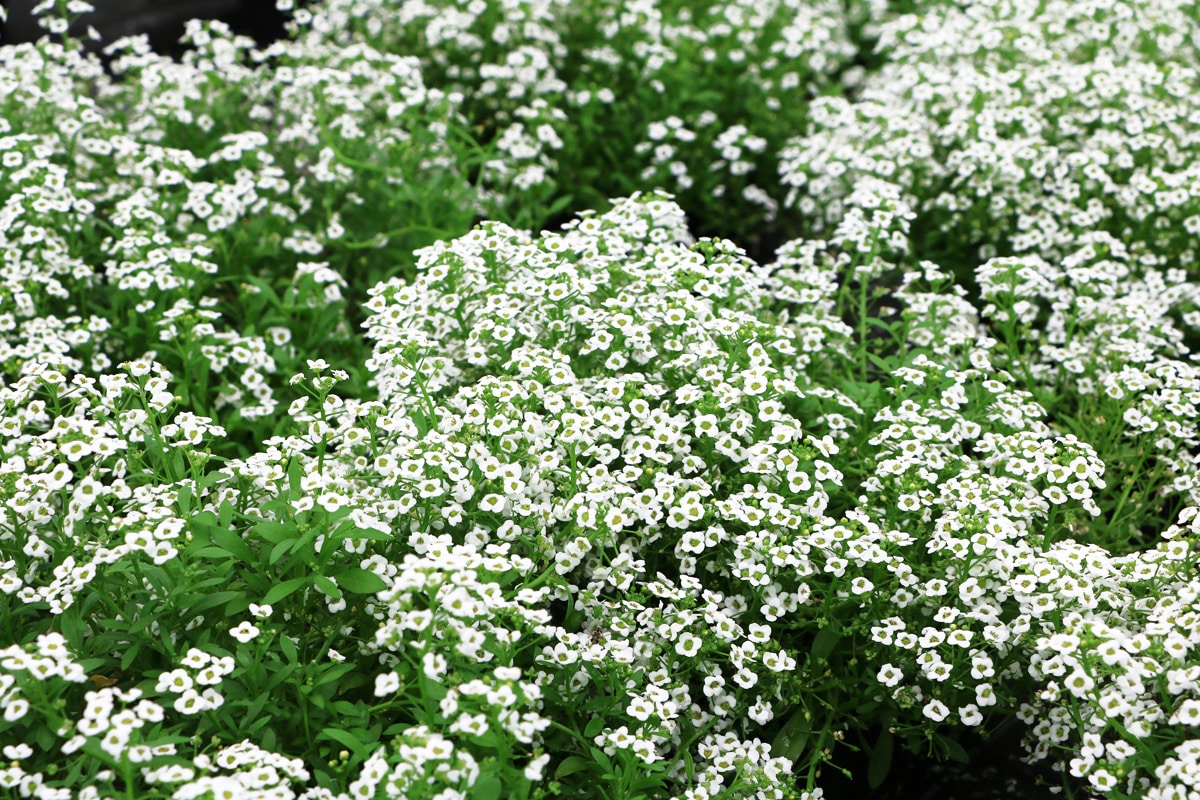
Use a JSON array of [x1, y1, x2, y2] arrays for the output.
[[3, 0, 1200, 799]]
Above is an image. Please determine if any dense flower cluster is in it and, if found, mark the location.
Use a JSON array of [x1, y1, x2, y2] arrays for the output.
[[290, 0, 884, 239], [3, 0, 1200, 798]]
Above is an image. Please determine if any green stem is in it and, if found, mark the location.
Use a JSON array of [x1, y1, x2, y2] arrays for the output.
[[859, 275, 870, 384]]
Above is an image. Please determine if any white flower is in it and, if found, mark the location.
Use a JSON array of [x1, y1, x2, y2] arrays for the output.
[[675, 632, 703, 658], [877, 664, 903, 688], [374, 672, 401, 697], [1172, 699, 1200, 725], [229, 622, 260, 643], [3, 698, 29, 722], [525, 753, 551, 781], [922, 699, 950, 722], [155, 669, 193, 695]]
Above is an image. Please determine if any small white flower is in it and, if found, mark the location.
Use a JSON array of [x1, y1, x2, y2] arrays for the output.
[[922, 699, 950, 722], [3, 698, 29, 722], [229, 622, 260, 643], [1172, 699, 1200, 725], [374, 672, 401, 697], [675, 632, 703, 657], [524, 753, 551, 781], [877, 664, 903, 688]]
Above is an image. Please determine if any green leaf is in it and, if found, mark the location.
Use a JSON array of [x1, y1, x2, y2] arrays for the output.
[[554, 756, 593, 781], [312, 575, 341, 600], [223, 595, 250, 617], [588, 747, 614, 774], [868, 729, 894, 789], [317, 727, 367, 758], [583, 717, 605, 739], [219, 499, 234, 530], [263, 663, 297, 692], [278, 632, 298, 665], [33, 724, 56, 751], [58, 610, 85, 648], [288, 458, 303, 501], [211, 528, 254, 563], [170, 448, 186, 480], [334, 569, 387, 595], [330, 525, 393, 543], [811, 622, 840, 662], [473, 775, 503, 800], [269, 539, 294, 567], [253, 521, 300, 545], [189, 546, 234, 560], [245, 691, 270, 723], [771, 707, 812, 763], [177, 483, 193, 516], [313, 663, 357, 688], [120, 642, 143, 672], [936, 734, 970, 764], [262, 576, 309, 606], [186, 591, 244, 616]]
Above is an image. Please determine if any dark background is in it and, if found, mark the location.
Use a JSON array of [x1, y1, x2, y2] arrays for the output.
[[0, 0, 290, 54]]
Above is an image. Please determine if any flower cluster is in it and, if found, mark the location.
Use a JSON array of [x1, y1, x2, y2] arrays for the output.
[[286, 0, 883, 241], [5, 0, 1200, 798]]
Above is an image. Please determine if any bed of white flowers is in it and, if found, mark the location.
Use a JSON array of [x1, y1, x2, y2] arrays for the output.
[[3, 0, 1200, 798]]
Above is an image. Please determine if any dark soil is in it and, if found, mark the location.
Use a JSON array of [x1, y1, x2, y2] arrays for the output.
[[820, 720, 1078, 800]]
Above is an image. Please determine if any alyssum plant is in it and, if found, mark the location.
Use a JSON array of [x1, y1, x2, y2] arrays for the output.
[[4, 0, 1200, 798], [4, 189, 1199, 800]]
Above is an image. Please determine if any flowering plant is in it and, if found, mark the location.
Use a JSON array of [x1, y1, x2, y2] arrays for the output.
[[4, 0, 1200, 799]]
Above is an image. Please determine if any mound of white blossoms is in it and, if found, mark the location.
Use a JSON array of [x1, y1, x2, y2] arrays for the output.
[[350, 192, 1198, 797]]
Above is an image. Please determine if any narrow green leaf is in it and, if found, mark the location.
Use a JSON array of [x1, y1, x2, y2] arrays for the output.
[[288, 458, 303, 501], [219, 499, 234, 529], [186, 591, 244, 616], [269, 539, 294, 567], [554, 756, 593, 781], [177, 484, 193, 516], [189, 546, 233, 560], [330, 700, 360, 716], [317, 727, 367, 758], [771, 707, 811, 763], [334, 569, 387, 595], [583, 716, 605, 739], [330, 525, 393, 543], [58, 610, 85, 648], [253, 521, 300, 545], [937, 734, 970, 764], [811, 622, 840, 662], [120, 642, 143, 672], [223, 595, 250, 617], [868, 729, 894, 789], [210, 528, 253, 563], [588, 747, 614, 774], [313, 575, 341, 600], [170, 448, 186, 480], [263, 663, 297, 692], [866, 351, 898, 372], [278, 632, 298, 665], [262, 576, 309, 606], [313, 663, 356, 688]]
